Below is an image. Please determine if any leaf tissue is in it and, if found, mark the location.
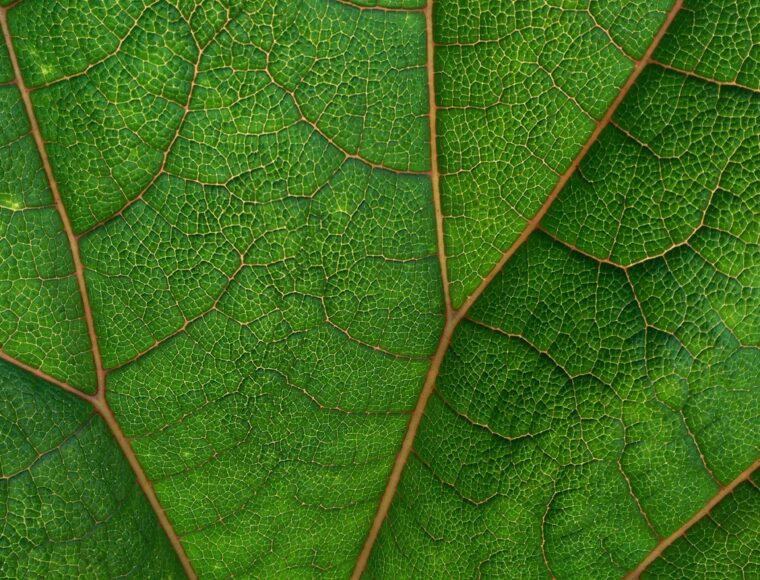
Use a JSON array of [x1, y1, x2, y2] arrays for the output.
[[0, 0, 757, 578]]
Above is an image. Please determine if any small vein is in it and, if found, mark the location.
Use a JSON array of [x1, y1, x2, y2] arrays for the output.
[[540, 486, 558, 580], [433, 387, 549, 444], [1, 413, 97, 481], [78, 16, 229, 238], [617, 453, 661, 540], [27, 1, 161, 91], [331, 0, 425, 13], [263, 63, 427, 177], [651, 60, 760, 93]]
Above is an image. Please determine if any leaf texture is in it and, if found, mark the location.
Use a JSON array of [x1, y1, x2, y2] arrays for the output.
[[0, 360, 183, 576], [0, 0, 757, 578]]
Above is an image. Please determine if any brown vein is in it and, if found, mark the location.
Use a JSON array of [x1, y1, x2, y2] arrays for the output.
[[0, 350, 96, 404], [351, 314, 458, 578], [651, 59, 760, 93], [352, 1, 684, 576], [0, 8, 106, 398], [332, 0, 425, 12], [625, 457, 760, 578], [262, 63, 426, 177], [424, 0, 451, 316], [0, 6, 197, 578], [454, 0, 684, 317]]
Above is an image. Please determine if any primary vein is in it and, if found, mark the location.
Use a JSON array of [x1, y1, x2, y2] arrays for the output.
[[0, 7, 196, 578], [351, 1, 685, 576], [0, 7, 105, 397]]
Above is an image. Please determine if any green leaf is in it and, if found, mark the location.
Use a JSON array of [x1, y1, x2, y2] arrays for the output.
[[642, 475, 760, 577], [0, 0, 757, 578], [0, 360, 183, 577]]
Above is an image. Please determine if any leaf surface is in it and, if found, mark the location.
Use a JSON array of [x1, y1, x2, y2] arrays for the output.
[[0, 0, 757, 578], [0, 360, 183, 576]]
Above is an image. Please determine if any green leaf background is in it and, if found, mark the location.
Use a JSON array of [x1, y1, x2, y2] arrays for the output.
[[0, 0, 757, 578]]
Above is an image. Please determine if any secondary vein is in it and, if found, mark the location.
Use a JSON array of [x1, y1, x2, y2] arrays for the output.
[[351, 1, 685, 577], [625, 457, 760, 578], [0, 7, 197, 578]]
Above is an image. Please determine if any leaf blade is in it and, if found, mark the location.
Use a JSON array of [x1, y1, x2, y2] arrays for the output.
[[0, 360, 183, 578]]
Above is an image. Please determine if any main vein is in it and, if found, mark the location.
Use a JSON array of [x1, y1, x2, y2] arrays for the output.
[[425, 2, 452, 317], [352, 1, 685, 577], [0, 8, 105, 396], [0, 7, 196, 579], [625, 458, 760, 578]]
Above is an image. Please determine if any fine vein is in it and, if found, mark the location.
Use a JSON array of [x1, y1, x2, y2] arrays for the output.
[[352, 1, 684, 576], [0, 7, 196, 578], [625, 457, 760, 578]]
